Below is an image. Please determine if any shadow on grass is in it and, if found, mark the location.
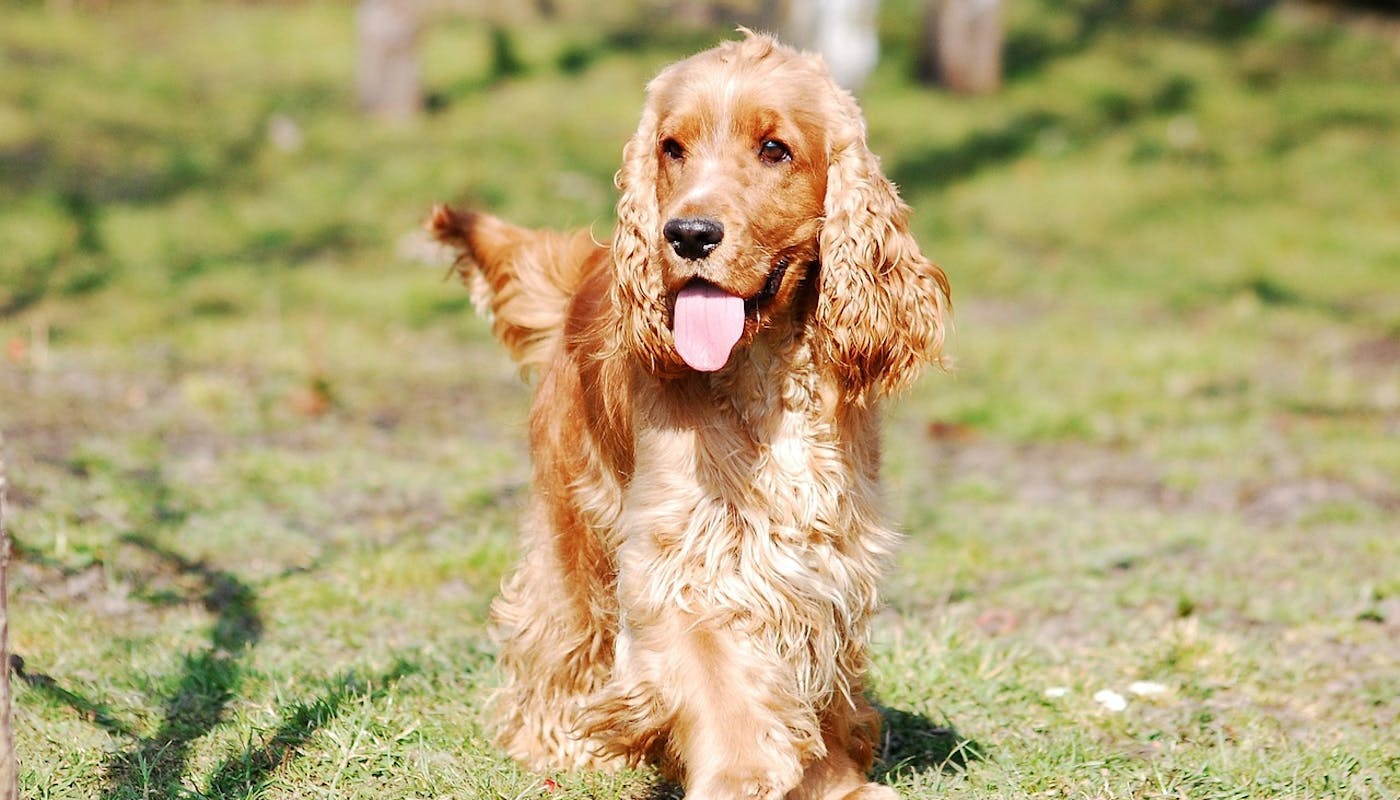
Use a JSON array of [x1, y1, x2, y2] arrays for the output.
[[875, 705, 984, 781], [15, 650, 417, 800], [430, 20, 717, 109], [100, 534, 264, 799], [1003, 0, 1273, 82], [11, 655, 136, 739], [202, 660, 421, 800], [637, 781, 685, 800], [8, 457, 420, 798], [12, 524, 421, 799], [0, 113, 266, 209], [887, 1, 1294, 194], [889, 73, 1197, 192]]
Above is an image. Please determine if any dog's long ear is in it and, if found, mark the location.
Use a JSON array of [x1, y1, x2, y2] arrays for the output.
[[815, 91, 951, 398], [609, 104, 684, 375]]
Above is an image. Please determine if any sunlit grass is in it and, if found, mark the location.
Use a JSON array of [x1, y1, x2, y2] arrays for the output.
[[3, 1, 1397, 798]]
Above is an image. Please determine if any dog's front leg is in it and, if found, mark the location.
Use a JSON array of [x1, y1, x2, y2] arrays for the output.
[[596, 414, 828, 797], [613, 597, 815, 800]]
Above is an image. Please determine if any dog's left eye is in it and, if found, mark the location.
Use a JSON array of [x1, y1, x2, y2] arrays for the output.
[[759, 139, 791, 164]]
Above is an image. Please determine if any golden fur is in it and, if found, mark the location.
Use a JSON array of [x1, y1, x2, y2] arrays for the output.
[[428, 32, 950, 800]]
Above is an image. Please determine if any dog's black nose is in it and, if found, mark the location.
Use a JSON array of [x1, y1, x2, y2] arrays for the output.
[[664, 217, 724, 260]]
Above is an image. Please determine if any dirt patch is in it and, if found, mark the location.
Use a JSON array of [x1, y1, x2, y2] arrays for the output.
[[920, 435, 1399, 526], [1349, 334, 1400, 368]]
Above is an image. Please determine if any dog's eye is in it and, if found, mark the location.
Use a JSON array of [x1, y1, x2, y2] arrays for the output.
[[759, 139, 791, 164], [661, 138, 685, 161]]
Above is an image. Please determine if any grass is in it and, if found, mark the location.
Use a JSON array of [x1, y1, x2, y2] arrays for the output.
[[2, 1, 1398, 797]]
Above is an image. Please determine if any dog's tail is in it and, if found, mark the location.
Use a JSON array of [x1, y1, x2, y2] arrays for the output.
[[428, 204, 603, 373]]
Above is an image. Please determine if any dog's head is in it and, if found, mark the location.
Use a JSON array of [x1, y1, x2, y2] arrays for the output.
[[612, 31, 950, 395]]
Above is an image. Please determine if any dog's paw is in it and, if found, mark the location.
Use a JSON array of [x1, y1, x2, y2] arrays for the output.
[[838, 783, 899, 800], [687, 767, 797, 800], [688, 778, 781, 800]]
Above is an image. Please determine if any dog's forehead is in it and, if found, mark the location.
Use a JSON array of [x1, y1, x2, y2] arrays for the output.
[[648, 38, 833, 141]]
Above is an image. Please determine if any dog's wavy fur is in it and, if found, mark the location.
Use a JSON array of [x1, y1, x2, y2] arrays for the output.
[[429, 31, 950, 800]]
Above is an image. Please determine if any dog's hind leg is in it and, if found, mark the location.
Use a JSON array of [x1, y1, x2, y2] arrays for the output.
[[489, 500, 627, 771]]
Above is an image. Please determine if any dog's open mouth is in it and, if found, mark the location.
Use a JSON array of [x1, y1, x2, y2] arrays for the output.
[[743, 256, 790, 319], [672, 258, 791, 373]]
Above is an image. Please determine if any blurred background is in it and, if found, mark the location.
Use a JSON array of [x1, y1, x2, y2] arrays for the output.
[[2, 1, 1398, 798]]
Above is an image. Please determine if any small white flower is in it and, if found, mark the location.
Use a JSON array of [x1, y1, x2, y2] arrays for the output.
[[267, 114, 303, 152], [1128, 680, 1168, 697], [1167, 115, 1200, 150], [1093, 689, 1128, 711], [1044, 686, 1070, 698]]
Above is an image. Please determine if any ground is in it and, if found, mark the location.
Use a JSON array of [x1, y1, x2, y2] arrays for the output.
[[1, 1, 1398, 798]]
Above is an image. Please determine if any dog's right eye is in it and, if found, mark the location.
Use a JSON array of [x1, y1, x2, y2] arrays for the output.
[[661, 138, 685, 161], [759, 139, 792, 164]]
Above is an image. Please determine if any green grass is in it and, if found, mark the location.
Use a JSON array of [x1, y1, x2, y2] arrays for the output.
[[3, 1, 1398, 798]]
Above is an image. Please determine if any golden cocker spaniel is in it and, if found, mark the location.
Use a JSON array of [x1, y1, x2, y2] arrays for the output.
[[429, 31, 950, 800]]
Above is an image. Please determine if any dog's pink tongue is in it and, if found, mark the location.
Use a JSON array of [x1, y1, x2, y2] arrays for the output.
[[673, 283, 744, 372]]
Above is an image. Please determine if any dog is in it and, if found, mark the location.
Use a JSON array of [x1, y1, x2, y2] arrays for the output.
[[428, 30, 950, 800]]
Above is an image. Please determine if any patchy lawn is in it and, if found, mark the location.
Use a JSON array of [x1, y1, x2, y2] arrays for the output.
[[2, 1, 1397, 798]]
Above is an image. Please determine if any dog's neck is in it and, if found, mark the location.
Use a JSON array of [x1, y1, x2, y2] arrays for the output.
[[667, 318, 860, 443], [638, 310, 887, 549]]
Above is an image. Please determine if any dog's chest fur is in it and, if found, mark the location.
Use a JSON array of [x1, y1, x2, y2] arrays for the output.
[[617, 335, 897, 700]]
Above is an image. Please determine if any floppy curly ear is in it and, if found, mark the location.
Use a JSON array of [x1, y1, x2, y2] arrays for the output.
[[816, 92, 951, 398], [609, 105, 685, 375]]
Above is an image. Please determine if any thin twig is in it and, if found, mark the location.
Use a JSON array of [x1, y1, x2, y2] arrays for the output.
[[0, 436, 17, 800]]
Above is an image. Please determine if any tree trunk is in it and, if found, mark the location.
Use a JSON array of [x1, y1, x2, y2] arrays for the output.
[[782, 0, 880, 92], [357, 0, 423, 121], [921, 0, 1003, 95]]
